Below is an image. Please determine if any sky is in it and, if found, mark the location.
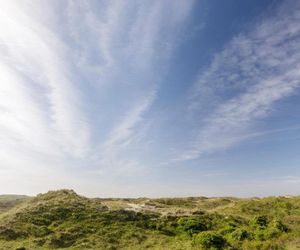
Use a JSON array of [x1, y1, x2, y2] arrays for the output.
[[0, 0, 300, 197]]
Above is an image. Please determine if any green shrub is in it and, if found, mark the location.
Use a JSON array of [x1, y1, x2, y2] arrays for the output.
[[251, 215, 268, 228], [177, 216, 209, 235], [30, 217, 52, 226], [50, 207, 72, 220], [155, 219, 177, 236], [33, 238, 46, 246], [194, 231, 226, 249], [271, 219, 288, 232], [218, 222, 236, 235], [48, 232, 77, 248], [263, 219, 288, 240], [254, 229, 266, 241], [251, 218, 288, 241], [0, 227, 26, 240], [229, 228, 251, 241], [264, 227, 281, 240], [32, 226, 52, 237]]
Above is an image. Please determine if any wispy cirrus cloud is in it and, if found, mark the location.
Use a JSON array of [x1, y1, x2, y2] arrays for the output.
[[0, 1, 92, 160], [91, 92, 156, 175], [0, 0, 195, 194], [176, 0, 300, 161], [2, 0, 299, 197]]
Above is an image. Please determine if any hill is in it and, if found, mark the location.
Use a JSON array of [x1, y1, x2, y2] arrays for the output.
[[0, 190, 300, 249], [0, 195, 30, 214]]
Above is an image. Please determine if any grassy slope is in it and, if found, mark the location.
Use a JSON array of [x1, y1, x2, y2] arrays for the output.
[[0, 195, 30, 214], [0, 190, 299, 250]]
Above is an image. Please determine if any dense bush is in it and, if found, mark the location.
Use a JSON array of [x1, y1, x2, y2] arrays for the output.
[[263, 219, 288, 240], [229, 228, 251, 241], [49, 232, 77, 248], [271, 219, 288, 232], [0, 227, 22, 240], [32, 225, 52, 237], [194, 231, 226, 249], [251, 215, 268, 228], [177, 216, 210, 235]]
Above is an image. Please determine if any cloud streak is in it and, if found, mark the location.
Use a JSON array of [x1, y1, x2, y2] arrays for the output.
[[177, 0, 300, 161], [1, 0, 299, 197], [0, 0, 194, 194]]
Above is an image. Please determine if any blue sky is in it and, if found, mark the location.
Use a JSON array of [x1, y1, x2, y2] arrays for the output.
[[0, 0, 300, 197]]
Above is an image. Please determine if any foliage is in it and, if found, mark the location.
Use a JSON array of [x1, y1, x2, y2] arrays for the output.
[[251, 215, 269, 228], [193, 231, 226, 249], [0, 190, 299, 249], [177, 216, 209, 235]]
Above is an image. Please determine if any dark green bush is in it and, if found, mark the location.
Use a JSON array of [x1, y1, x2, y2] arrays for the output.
[[229, 228, 251, 241], [254, 229, 266, 241], [48, 232, 77, 248], [50, 207, 72, 220], [30, 217, 52, 226], [263, 219, 288, 240], [251, 215, 268, 228], [154, 219, 177, 236], [177, 216, 209, 235], [32, 226, 52, 237], [33, 238, 46, 246], [194, 231, 226, 249], [0, 227, 26, 240], [271, 219, 288, 232], [218, 222, 236, 235], [264, 227, 281, 240]]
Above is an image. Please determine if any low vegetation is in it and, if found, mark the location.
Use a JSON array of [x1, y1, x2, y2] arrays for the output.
[[0, 195, 30, 214], [0, 190, 299, 249]]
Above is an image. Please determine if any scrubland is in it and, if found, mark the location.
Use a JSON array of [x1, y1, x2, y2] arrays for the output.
[[0, 190, 300, 249]]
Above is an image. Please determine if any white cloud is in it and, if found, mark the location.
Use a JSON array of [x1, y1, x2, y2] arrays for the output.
[[0, 0, 194, 194], [0, 1, 92, 159], [90, 92, 156, 175], [178, 1, 300, 161]]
